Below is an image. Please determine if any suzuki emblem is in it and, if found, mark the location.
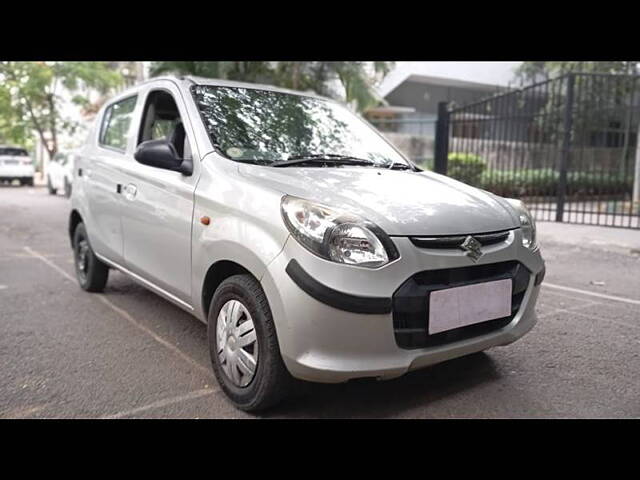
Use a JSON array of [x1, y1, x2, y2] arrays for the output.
[[461, 236, 483, 262]]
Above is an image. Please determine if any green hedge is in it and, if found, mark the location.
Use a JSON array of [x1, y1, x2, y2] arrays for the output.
[[447, 152, 486, 185], [478, 168, 633, 197], [431, 152, 632, 197]]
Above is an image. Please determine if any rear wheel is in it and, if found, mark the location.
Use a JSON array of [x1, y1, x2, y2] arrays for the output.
[[73, 222, 109, 292], [47, 176, 57, 194], [208, 274, 292, 412]]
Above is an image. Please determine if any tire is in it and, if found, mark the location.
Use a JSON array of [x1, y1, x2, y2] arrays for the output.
[[208, 274, 292, 412], [63, 177, 72, 198], [47, 176, 57, 195], [73, 222, 109, 292]]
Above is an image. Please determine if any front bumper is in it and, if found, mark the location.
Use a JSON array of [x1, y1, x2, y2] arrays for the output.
[[261, 229, 544, 383]]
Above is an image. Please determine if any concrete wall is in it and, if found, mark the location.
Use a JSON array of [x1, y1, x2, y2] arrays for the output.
[[380, 132, 434, 164]]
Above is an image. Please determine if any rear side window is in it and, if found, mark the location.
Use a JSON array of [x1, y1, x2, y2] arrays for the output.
[[99, 96, 138, 151], [0, 148, 28, 156]]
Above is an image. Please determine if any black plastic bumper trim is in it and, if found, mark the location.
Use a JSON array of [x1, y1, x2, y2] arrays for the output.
[[285, 259, 392, 314]]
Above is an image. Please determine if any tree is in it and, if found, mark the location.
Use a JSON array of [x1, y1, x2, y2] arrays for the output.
[[149, 61, 393, 112], [0, 62, 123, 160], [150, 61, 274, 84], [515, 61, 639, 84], [515, 61, 640, 149], [516, 61, 640, 196]]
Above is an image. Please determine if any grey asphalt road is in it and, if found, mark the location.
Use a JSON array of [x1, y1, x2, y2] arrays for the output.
[[1, 185, 639, 419]]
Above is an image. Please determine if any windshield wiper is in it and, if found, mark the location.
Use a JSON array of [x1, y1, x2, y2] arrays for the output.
[[272, 153, 376, 168], [388, 162, 412, 170]]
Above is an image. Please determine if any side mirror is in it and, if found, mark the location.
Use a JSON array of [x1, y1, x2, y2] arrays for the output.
[[134, 139, 192, 176]]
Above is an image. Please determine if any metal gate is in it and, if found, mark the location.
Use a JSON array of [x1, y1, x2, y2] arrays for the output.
[[434, 73, 640, 229]]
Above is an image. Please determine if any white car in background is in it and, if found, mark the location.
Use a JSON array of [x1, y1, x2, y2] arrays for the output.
[[0, 146, 34, 186], [47, 151, 75, 197]]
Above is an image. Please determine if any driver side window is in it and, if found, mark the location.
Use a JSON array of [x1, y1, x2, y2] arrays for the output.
[[138, 90, 192, 161]]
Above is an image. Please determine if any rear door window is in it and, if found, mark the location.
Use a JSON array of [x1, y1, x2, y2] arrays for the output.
[[99, 96, 138, 151]]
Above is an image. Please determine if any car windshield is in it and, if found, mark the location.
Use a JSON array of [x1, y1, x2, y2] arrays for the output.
[[192, 86, 409, 168], [0, 148, 28, 157]]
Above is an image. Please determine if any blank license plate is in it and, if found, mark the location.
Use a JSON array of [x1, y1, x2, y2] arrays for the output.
[[428, 279, 512, 335]]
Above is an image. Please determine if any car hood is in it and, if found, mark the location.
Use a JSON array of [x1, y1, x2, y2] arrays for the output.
[[238, 165, 519, 236]]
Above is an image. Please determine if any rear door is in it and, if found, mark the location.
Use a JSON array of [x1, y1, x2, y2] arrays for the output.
[[83, 94, 139, 265], [119, 81, 200, 306]]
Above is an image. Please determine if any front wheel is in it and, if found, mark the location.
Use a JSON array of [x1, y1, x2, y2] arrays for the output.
[[208, 274, 292, 412], [73, 222, 109, 292]]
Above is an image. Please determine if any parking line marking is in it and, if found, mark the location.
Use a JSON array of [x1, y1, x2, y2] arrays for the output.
[[23, 246, 214, 379], [536, 300, 601, 319], [24, 246, 75, 282], [551, 306, 640, 331], [95, 295, 213, 377], [542, 289, 596, 303], [0, 404, 49, 419], [100, 388, 216, 419], [0, 252, 70, 260], [543, 282, 640, 306]]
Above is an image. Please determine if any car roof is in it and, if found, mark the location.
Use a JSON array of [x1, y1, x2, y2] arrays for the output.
[[127, 75, 335, 103]]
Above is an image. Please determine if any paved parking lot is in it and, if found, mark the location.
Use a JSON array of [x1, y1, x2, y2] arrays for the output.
[[1, 185, 639, 418]]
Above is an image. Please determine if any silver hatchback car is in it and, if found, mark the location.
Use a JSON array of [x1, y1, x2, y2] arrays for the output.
[[69, 76, 545, 411]]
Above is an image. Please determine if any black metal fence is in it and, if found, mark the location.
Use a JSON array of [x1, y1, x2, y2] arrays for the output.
[[434, 73, 640, 229]]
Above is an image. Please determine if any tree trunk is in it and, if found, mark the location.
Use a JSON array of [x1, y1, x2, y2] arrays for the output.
[[47, 94, 58, 160], [633, 120, 640, 213]]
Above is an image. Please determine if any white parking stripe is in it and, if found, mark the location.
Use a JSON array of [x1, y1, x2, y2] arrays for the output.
[[24, 246, 75, 282], [100, 388, 215, 419], [551, 307, 640, 331], [543, 282, 640, 306], [96, 295, 213, 377], [0, 404, 49, 419], [23, 246, 215, 380], [536, 300, 601, 319]]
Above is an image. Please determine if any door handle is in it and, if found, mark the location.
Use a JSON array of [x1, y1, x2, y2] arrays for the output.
[[123, 183, 137, 201]]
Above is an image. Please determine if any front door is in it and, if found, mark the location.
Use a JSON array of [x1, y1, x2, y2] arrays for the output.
[[119, 83, 199, 305]]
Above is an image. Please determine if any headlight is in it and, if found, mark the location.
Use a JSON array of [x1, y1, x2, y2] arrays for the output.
[[280, 195, 398, 268], [506, 198, 537, 250]]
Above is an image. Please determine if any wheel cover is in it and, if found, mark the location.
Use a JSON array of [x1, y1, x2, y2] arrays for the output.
[[76, 239, 89, 283], [216, 299, 258, 387]]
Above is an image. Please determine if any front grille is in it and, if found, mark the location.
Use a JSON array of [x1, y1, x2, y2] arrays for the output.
[[392, 261, 531, 350], [409, 229, 512, 249]]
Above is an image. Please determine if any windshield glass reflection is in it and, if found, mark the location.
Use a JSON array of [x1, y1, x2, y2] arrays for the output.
[[193, 86, 408, 168]]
